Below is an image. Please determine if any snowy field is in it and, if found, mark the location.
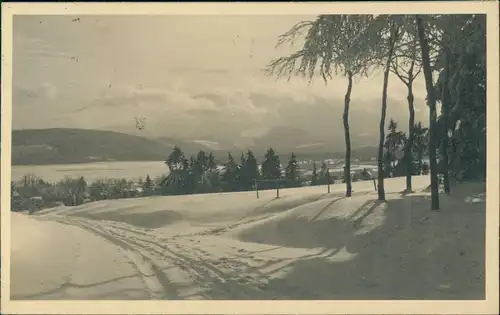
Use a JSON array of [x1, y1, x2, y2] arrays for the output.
[[12, 161, 168, 183], [10, 176, 486, 300]]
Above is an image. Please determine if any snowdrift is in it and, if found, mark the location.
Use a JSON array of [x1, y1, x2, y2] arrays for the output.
[[227, 189, 485, 299], [11, 176, 486, 300]]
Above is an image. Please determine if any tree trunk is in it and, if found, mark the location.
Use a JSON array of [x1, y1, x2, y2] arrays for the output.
[[405, 83, 415, 192], [441, 48, 451, 195], [377, 22, 398, 201], [377, 79, 388, 200], [343, 72, 353, 197], [418, 149, 423, 174], [450, 127, 458, 179], [416, 15, 440, 210], [392, 148, 396, 176]]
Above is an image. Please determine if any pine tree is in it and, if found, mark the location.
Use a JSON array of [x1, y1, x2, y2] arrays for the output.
[[183, 156, 197, 194], [319, 161, 330, 185], [195, 151, 208, 175], [285, 153, 301, 187], [162, 147, 191, 195], [236, 153, 247, 190], [143, 174, 154, 196], [242, 150, 260, 190], [189, 156, 196, 171], [384, 119, 407, 176], [311, 162, 319, 186], [165, 146, 185, 172], [182, 157, 190, 172], [77, 176, 87, 194], [207, 152, 217, 171], [222, 153, 239, 191], [203, 153, 221, 193], [189, 151, 207, 193], [76, 176, 87, 205], [261, 148, 281, 180], [412, 121, 428, 174]]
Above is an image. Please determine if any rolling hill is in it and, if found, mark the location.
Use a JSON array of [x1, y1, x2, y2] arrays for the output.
[[12, 129, 182, 165], [11, 128, 379, 165]]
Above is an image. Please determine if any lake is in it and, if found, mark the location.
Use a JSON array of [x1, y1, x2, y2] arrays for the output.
[[12, 161, 169, 183], [12, 160, 382, 184]]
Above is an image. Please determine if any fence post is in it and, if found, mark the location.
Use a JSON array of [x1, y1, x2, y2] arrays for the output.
[[255, 179, 259, 199], [276, 180, 280, 198]]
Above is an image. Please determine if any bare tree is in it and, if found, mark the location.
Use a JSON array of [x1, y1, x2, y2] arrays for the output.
[[266, 15, 377, 197], [372, 16, 401, 201], [416, 15, 440, 210], [389, 16, 422, 193]]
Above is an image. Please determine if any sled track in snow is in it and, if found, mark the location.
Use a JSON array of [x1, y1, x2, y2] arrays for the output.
[[44, 214, 302, 300]]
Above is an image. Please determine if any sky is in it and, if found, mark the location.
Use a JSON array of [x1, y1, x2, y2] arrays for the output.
[[13, 15, 429, 145]]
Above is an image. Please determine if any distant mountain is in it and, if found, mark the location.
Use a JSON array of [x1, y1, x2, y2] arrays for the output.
[[11, 128, 380, 166], [11, 128, 216, 165], [155, 137, 243, 156], [250, 126, 316, 152], [247, 125, 379, 159]]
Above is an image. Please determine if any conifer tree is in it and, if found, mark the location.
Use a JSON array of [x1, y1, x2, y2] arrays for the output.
[[222, 153, 238, 191], [285, 153, 301, 187], [207, 152, 217, 171], [165, 146, 185, 172], [262, 148, 281, 180], [237, 153, 247, 190], [311, 162, 319, 186], [195, 151, 208, 175], [163, 147, 190, 195], [319, 161, 330, 185], [243, 150, 260, 190], [143, 174, 154, 196]]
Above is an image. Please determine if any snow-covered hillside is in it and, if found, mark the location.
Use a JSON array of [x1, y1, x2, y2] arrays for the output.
[[10, 176, 486, 300]]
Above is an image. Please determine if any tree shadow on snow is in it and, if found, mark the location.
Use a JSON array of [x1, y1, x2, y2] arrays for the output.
[[10, 274, 151, 300], [238, 194, 486, 300]]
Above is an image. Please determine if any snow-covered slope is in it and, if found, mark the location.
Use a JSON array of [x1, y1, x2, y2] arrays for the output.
[[11, 212, 154, 299], [11, 176, 486, 300]]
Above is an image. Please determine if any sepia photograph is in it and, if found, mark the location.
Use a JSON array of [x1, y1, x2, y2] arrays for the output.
[[1, 2, 498, 314]]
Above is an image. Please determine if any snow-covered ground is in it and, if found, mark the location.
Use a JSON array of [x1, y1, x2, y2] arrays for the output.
[[10, 176, 486, 300], [11, 213, 153, 300]]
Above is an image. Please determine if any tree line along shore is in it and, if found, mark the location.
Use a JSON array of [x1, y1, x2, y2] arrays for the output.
[[12, 119, 430, 213]]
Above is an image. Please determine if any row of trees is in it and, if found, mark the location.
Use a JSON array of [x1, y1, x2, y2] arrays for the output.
[[11, 146, 340, 212], [162, 128, 432, 196], [266, 14, 486, 210], [12, 126, 434, 212], [11, 174, 156, 210]]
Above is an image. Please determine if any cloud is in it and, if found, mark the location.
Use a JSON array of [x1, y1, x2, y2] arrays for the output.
[[55, 81, 424, 145], [12, 74, 430, 147], [15, 34, 74, 61], [13, 82, 58, 103], [11, 15, 431, 146], [40, 83, 58, 100]]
